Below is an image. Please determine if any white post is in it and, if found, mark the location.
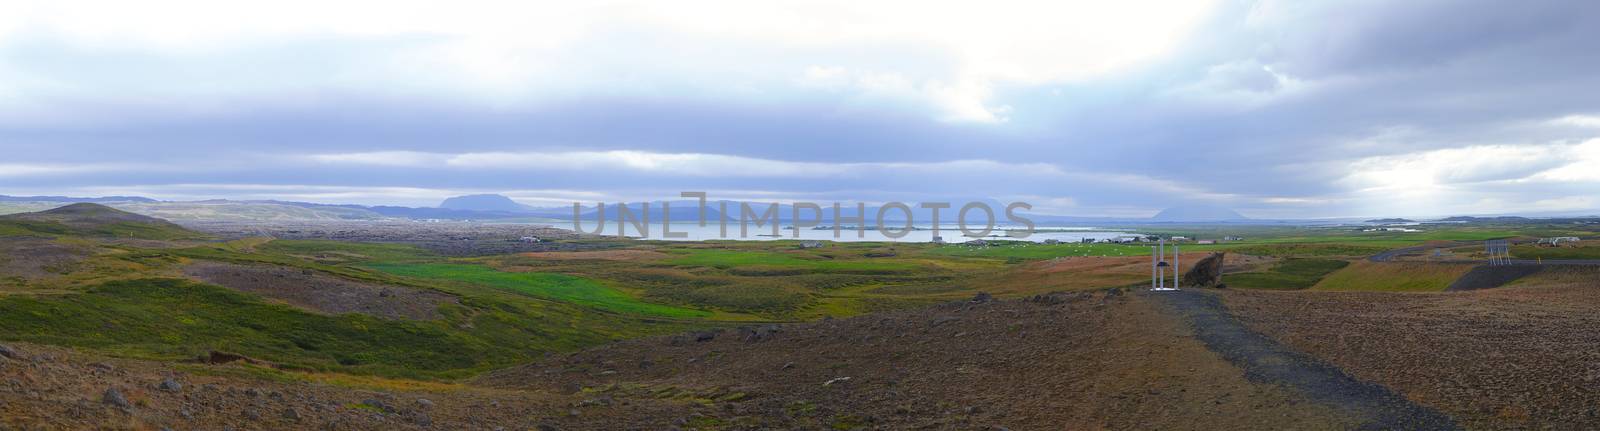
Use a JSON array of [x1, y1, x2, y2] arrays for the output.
[[1174, 244, 1180, 288], [1151, 246, 1157, 289], [1158, 239, 1166, 289]]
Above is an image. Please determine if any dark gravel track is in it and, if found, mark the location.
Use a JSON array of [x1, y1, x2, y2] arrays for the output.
[[1443, 264, 1544, 291], [1151, 289, 1459, 430], [1366, 241, 1475, 262]]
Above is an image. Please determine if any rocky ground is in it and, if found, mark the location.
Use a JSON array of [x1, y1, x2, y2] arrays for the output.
[[0, 239, 89, 284], [1, 290, 1350, 430], [1221, 280, 1600, 429], [472, 289, 1348, 429], [182, 262, 460, 320]]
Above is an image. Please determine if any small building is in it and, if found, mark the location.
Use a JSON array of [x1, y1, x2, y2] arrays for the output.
[[1170, 236, 1190, 242], [968, 239, 988, 247], [1042, 239, 1060, 245], [1538, 237, 1581, 247], [519, 236, 541, 243], [932, 236, 946, 244], [1196, 240, 1216, 245], [798, 240, 825, 249], [1223, 236, 1243, 241]]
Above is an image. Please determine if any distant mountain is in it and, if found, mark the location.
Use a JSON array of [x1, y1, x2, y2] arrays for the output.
[[439, 194, 533, 212], [0, 203, 202, 239], [1439, 216, 1531, 222], [1365, 218, 1415, 223], [1151, 206, 1247, 222]]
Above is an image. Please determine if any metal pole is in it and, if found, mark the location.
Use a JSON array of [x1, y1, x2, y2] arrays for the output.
[[1151, 246, 1157, 289], [1174, 244, 1180, 289]]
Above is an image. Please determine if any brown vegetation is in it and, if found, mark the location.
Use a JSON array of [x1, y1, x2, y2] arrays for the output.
[[1222, 281, 1600, 429], [183, 262, 458, 320]]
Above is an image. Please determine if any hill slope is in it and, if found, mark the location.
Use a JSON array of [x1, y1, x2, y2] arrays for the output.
[[0, 203, 203, 239]]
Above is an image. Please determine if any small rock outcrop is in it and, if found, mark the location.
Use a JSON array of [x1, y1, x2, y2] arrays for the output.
[[102, 387, 131, 409], [737, 325, 782, 342], [1182, 253, 1226, 288]]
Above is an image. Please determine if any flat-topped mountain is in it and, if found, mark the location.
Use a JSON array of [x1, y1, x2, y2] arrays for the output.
[[439, 194, 534, 212]]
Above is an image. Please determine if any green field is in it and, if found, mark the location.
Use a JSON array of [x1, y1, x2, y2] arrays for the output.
[[4, 203, 1597, 383], [0, 279, 506, 378], [663, 248, 921, 273], [1227, 243, 1390, 257], [1225, 258, 1350, 290], [1312, 261, 1477, 292], [1510, 243, 1600, 260], [367, 263, 712, 318]]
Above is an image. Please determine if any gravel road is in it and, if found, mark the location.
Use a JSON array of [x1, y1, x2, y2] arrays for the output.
[[1151, 289, 1459, 430]]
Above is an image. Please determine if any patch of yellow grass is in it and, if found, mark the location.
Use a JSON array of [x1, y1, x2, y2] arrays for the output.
[[1310, 261, 1475, 292]]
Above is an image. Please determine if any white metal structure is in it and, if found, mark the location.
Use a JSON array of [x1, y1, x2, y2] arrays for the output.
[[1151, 239, 1180, 291], [1485, 239, 1511, 265]]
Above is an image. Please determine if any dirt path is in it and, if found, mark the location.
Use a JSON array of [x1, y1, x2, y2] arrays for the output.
[[1367, 241, 1475, 262], [1151, 289, 1459, 430]]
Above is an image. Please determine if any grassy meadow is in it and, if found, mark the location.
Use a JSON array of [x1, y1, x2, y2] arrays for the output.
[[1312, 261, 1477, 292], [1224, 259, 1350, 290], [366, 262, 713, 318], [2, 208, 1595, 382]]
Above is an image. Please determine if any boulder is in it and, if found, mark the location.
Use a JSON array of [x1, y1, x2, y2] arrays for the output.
[[1182, 252, 1226, 287], [102, 387, 131, 409]]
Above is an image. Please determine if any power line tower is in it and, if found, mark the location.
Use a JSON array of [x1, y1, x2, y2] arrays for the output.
[[1151, 238, 1180, 291], [1485, 239, 1511, 265]]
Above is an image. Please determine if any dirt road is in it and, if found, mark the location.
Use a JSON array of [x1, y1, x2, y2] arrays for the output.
[[1152, 289, 1458, 430]]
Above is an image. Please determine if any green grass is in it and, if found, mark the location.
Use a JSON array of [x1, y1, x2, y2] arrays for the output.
[[1225, 258, 1349, 290], [1229, 243, 1389, 257], [664, 249, 920, 274], [0, 219, 205, 240], [0, 278, 505, 378], [1312, 261, 1475, 292], [1509, 243, 1600, 260], [367, 263, 711, 318]]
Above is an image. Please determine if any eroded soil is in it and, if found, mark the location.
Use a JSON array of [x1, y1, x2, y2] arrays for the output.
[[183, 262, 459, 320], [1, 292, 1353, 430], [1222, 283, 1600, 429]]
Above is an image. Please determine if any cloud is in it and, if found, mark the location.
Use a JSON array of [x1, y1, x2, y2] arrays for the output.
[[307, 150, 1066, 179], [3, 1, 1600, 218], [0, 0, 1219, 124], [1549, 114, 1600, 128]]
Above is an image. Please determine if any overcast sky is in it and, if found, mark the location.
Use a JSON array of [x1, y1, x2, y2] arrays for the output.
[[2, 0, 1598, 218]]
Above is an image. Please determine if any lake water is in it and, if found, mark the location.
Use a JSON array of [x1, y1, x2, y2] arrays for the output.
[[568, 222, 1139, 243]]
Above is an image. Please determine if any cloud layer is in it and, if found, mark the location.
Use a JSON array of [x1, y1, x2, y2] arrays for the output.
[[2, 0, 1599, 217]]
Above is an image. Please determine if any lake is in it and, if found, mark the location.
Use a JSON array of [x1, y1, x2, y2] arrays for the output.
[[570, 222, 1139, 243]]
